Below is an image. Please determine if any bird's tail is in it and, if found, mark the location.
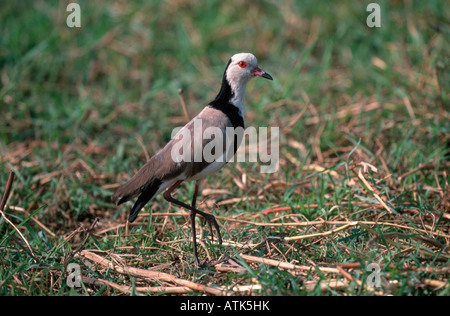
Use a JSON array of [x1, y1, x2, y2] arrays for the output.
[[127, 180, 161, 222], [112, 177, 162, 222]]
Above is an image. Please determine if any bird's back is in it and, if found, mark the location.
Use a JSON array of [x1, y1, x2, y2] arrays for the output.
[[111, 106, 239, 205]]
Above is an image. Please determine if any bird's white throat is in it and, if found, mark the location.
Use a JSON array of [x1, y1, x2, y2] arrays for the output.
[[226, 70, 250, 118]]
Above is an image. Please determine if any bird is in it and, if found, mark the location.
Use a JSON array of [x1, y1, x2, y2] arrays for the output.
[[111, 53, 273, 266]]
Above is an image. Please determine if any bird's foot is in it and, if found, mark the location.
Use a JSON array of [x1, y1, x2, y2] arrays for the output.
[[201, 213, 222, 245]]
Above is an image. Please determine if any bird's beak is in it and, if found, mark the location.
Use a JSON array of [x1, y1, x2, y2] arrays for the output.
[[252, 67, 273, 80]]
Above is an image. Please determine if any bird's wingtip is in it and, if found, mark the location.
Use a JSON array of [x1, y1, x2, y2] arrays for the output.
[[128, 212, 138, 223], [111, 192, 125, 205]]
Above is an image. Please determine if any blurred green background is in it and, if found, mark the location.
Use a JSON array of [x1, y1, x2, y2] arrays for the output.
[[1, 0, 447, 144], [0, 0, 449, 295]]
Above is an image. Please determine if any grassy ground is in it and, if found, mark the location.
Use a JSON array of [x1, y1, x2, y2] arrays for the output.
[[1, 0, 449, 296]]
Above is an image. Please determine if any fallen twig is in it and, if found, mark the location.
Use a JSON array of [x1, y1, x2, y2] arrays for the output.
[[0, 171, 37, 262], [79, 250, 230, 295], [86, 277, 193, 294], [239, 253, 340, 274], [283, 221, 358, 241]]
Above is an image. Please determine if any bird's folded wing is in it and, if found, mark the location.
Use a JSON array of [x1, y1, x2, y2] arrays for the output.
[[112, 107, 234, 204]]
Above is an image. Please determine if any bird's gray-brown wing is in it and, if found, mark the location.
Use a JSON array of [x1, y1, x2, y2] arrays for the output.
[[111, 106, 234, 205]]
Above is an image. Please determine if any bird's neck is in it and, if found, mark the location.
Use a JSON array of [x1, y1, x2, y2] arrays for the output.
[[211, 71, 247, 118], [228, 79, 247, 117]]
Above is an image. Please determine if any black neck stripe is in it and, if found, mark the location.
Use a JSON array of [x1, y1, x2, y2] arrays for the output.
[[212, 58, 233, 104], [208, 58, 244, 129]]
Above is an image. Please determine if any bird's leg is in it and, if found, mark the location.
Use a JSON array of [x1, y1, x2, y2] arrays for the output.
[[191, 181, 214, 243], [163, 180, 222, 266], [191, 181, 199, 208], [163, 181, 222, 244], [190, 182, 199, 267]]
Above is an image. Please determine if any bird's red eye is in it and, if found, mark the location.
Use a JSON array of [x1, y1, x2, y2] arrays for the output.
[[238, 61, 247, 68]]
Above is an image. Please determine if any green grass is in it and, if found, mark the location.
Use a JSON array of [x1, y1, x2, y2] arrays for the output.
[[1, 0, 449, 296]]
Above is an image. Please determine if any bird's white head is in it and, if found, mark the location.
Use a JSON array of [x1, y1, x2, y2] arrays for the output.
[[221, 53, 272, 115], [226, 53, 273, 88]]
